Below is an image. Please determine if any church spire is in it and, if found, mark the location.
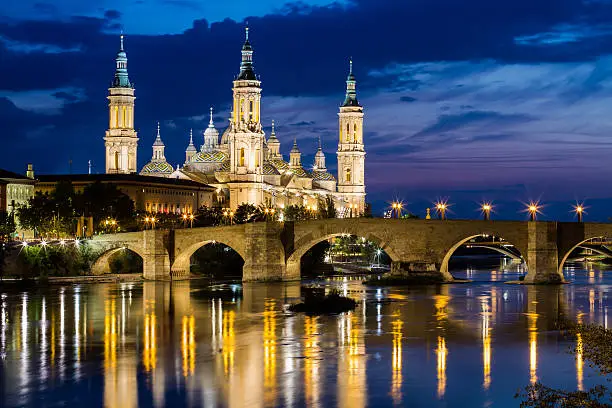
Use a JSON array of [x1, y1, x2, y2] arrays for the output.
[[113, 34, 131, 88], [237, 25, 256, 80], [342, 57, 359, 107], [209, 106, 214, 126], [314, 136, 326, 171]]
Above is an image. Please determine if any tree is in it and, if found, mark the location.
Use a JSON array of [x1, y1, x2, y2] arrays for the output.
[[194, 205, 224, 227], [0, 211, 16, 240], [317, 196, 336, 219], [284, 205, 310, 222], [234, 203, 263, 224], [79, 182, 134, 228]]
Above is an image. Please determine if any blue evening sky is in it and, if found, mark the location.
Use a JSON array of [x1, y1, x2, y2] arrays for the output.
[[1, 0, 612, 219]]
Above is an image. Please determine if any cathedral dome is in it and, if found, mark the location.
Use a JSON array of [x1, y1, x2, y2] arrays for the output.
[[191, 150, 228, 163], [140, 161, 173, 175], [312, 170, 335, 181]]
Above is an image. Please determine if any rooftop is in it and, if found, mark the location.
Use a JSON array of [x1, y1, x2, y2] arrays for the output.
[[36, 173, 215, 190]]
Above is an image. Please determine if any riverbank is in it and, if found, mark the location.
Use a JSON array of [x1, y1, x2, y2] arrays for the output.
[[0, 273, 143, 287]]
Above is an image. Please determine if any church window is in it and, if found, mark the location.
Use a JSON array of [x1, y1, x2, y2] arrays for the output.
[[345, 168, 351, 183], [114, 152, 119, 170], [353, 124, 358, 142], [122, 106, 127, 127], [255, 149, 260, 166], [239, 148, 245, 166], [240, 98, 245, 120], [249, 100, 254, 121], [346, 123, 350, 142]]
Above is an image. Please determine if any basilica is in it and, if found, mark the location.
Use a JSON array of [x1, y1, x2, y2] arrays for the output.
[[104, 29, 366, 215]]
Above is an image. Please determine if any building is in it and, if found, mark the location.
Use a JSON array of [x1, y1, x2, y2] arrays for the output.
[[106, 28, 366, 215], [36, 174, 215, 214], [0, 166, 36, 214]]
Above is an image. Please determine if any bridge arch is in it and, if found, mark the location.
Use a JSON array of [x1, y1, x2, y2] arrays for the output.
[[171, 239, 246, 278], [440, 233, 527, 279], [286, 227, 399, 280], [91, 245, 144, 275], [558, 236, 611, 276]]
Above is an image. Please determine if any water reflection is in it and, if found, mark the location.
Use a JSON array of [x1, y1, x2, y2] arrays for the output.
[[0, 268, 611, 407]]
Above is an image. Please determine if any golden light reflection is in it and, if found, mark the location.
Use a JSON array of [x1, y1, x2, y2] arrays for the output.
[[338, 313, 365, 408], [434, 295, 450, 324], [181, 315, 196, 377], [222, 310, 235, 375], [143, 306, 156, 372], [527, 313, 538, 384], [304, 315, 320, 407], [589, 289, 595, 319], [576, 314, 584, 391], [263, 300, 277, 405], [436, 336, 447, 399], [391, 318, 403, 404], [481, 299, 491, 390], [104, 299, 117, 369]]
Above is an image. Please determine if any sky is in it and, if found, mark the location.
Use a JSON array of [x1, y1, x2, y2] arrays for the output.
[[1, 0, 612, 220]]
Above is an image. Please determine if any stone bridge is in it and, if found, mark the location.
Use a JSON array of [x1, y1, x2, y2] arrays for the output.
[[88, 219, 612, 283]]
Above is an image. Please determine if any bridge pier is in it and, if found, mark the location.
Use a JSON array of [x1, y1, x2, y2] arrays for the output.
[[524, 222, 564, 284], [242, 222, 287, 282], [142, 230, 173, 280]]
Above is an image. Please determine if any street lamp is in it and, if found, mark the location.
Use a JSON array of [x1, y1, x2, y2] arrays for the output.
[[189, 214, 195, 228], [527, 202, 540, 222], [573, 204, 585, 223], [391, 201, 403, 219], [481, 202, 492, 221], [435, 201, 448, 220]]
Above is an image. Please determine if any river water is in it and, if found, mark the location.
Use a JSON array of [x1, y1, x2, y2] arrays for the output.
[[0, 263, 610, 407]]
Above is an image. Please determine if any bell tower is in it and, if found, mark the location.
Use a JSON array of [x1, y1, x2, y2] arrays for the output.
[[228, 26, 265, 175], [104, 34, 138, 174], [337, 59, 366, 215]]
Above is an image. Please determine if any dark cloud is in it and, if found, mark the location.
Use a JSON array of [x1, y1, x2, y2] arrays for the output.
[[413, 111, 535, 138], [399, 96, 417, 102]]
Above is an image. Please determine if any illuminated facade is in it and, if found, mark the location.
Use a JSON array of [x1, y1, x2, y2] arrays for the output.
[[105, 35, 138, 174], [124, 28, 366, 214]]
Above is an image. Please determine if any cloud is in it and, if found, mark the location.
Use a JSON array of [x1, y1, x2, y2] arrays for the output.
[[413, 111, 535, 138]]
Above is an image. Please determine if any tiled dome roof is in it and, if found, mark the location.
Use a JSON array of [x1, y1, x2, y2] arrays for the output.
[[262, 162, 280, 175], [312, 170, 336, 181], [191, 150, 228, 163], [140, 161, 173, 175]]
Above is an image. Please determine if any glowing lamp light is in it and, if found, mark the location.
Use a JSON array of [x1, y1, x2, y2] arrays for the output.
[[22, 241, 28, 247], [526, 201, 541, 221], [573, 203, 586, 222], [74, 239, 80, 247], [59, 240, 66, 246], [41, 240, 47, 247], [481, 202, 493, 220]]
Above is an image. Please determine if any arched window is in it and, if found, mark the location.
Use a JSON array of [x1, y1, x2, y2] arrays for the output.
[[122, 106, 127, 127], [114, 152, 120, 170], [249, 100, 254, 121], [255, 148, 260, 166], [240, 98, 245, 120], [115, 107, 120, 128], [345, 168, 351, 183], [346, 123, 350, 142], [239, 148, 245, 166], [353, 124, 358, 142]]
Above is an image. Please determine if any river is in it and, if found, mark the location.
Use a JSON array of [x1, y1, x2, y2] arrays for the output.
[[0, 263, 610, 407]]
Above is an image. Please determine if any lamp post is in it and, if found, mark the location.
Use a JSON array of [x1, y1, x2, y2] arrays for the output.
[[144, 216, 150, 230], [435, 202, 447, 220], [391, 202, 402, 219], [574, 205, 584, 223], [527, 203, 539, 222], [481, 203, 492, 221]]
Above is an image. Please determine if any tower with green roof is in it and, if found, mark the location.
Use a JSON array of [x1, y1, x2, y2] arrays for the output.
[[337, 58, 366, 216], [104, 34, 138, 174]]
